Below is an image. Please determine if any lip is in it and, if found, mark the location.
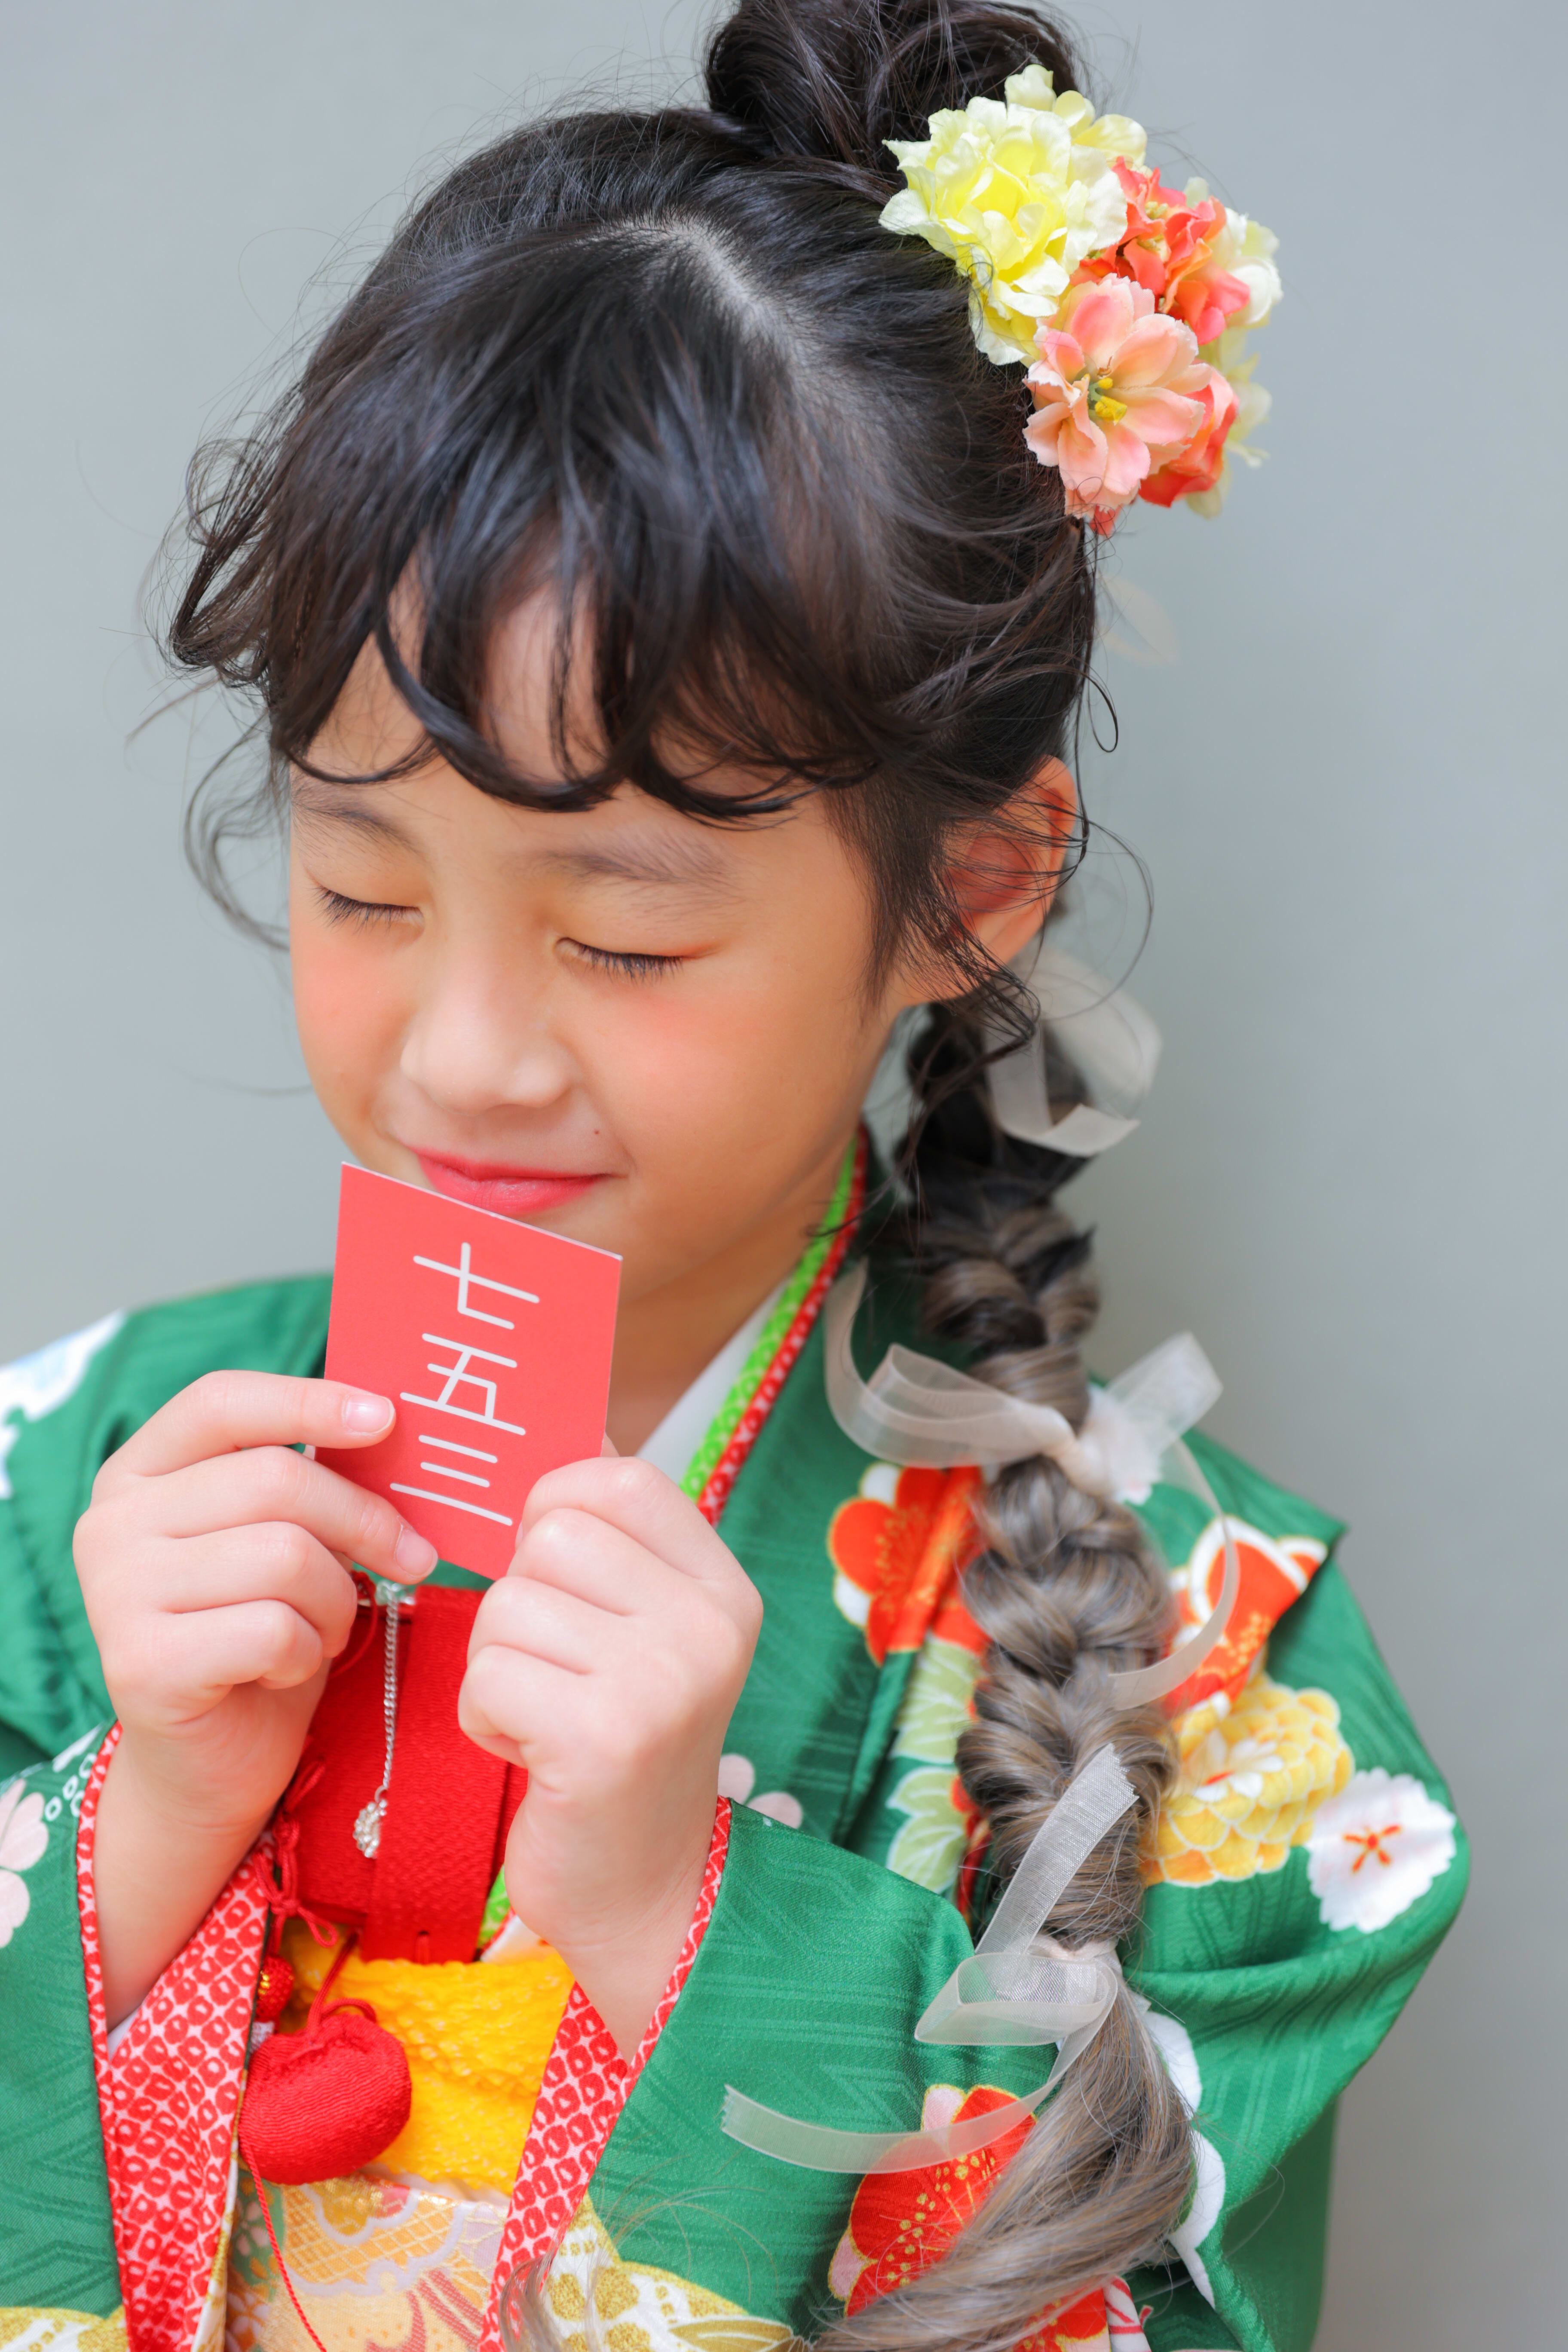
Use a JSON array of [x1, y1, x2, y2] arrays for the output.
[[413, 1150, 608, 1219]]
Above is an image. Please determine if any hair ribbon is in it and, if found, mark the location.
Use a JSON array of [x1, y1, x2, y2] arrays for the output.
[[987, 941, 1162, 1155], [722, 1744, 1137, 2172], [821, 1260, 1240, 1708]]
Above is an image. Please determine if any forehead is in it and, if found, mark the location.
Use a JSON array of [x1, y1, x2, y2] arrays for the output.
[[290, 768, 765, 906], [294, 591, 801, 900]]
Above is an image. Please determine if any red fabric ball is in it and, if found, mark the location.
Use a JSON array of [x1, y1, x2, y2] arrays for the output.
[[241, 2006, 412, 2184], [252, 1955, 295, 2025]]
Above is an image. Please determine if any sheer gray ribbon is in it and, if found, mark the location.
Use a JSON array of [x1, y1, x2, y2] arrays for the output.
[[987, 943, 1162, 1156], [822, 1261, 1240, 1707], [721, 1745, 1137, 2173]]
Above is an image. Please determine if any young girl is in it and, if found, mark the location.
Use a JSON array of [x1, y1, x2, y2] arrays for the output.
[[0, 3, 1464, 2348]]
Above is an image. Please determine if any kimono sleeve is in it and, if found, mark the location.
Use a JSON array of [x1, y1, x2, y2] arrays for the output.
[[0, 1729, 121, 2319], [0, 1279, 333, 1773], [557, 1800, 1047, 2339], [1127, 1562, 1467, 2352]]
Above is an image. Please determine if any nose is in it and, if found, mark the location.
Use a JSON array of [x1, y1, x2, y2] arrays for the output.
[[398, 953, 575, 1117]]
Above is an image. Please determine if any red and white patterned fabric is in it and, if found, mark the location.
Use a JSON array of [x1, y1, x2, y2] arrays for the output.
[[479, 1798, 734, 2347], [78, 1728, 270, 2352]]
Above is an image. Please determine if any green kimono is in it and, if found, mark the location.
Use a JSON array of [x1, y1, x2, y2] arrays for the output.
[[0, 1257, 1465, 2352]]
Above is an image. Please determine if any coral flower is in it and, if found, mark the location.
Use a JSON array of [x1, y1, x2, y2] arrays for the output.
[[828, 2086, 1035, 2313], [1025, 279, 1222, 532], [1092, 161, 1252, 346], [1139, 366, 1240, 510]]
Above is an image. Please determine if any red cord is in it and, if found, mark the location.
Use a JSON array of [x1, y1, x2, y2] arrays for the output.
[[237, 2127, 330, 2352]]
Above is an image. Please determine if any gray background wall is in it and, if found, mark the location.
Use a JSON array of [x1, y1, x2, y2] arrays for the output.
[[4, 2, 1559, 2338]]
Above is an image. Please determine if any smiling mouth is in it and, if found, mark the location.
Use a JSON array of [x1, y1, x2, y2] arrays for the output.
[[412, 1151, 609, 1219]]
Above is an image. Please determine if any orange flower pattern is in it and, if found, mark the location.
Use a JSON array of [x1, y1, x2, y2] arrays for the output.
[[1163, 1518, 1327, 1715], [827, 1463, 986, 1664]]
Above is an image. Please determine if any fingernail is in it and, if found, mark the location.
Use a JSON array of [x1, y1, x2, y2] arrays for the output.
[[396, 1525, 440, 1574], [342, 1393, 394, 1433]]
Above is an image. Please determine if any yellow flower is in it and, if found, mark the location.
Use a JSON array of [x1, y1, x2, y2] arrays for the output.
[[1145, 1664, 1354, 1886], [881, 65, 1146, 364]]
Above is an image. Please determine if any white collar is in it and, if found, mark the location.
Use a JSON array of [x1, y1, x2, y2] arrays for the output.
[[635, 1277, 789, 1485]]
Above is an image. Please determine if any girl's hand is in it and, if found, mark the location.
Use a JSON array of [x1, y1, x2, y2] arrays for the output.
[[458, 1455, 762, 2056], [76, 1371, 438, 2019]]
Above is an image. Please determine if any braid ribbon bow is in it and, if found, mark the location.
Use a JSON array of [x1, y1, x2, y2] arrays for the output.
[[722, 1745, 1138, 2172], [821, 1259, 1240, 1707], [720, 1272, 1243, 2172]]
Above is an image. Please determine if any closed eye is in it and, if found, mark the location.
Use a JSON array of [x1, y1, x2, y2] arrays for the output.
[[568, 941, 685, 980], [315, 887, 418, 930]]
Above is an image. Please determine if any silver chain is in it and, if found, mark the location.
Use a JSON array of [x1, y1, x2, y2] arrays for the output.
[[352, 1583, 402, 1859]]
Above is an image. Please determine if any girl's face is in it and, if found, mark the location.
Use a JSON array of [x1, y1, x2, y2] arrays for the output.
[[289, 601, 1062, 1341]]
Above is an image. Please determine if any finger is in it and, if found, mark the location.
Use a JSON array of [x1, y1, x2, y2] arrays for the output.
[[111, 1371, 400, 1482], [134, 1448, 438, 1583], [108, 1598, 335, 1717], [509, 1508, 686, 1620], [149, 1525, 361, 1653], [459, 1645, 584, 1764], [516, 1455, 739, 1585], [469, 1572, 620, 1675]]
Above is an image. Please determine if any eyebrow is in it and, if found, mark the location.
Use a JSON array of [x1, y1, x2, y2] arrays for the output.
[[291, 782, 419, 851], [527, 839, 739, 898], [292, 781, 741, 898]]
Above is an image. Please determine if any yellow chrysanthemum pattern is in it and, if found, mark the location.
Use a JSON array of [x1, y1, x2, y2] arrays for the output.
[[1146, 1664, 1354, 1887]]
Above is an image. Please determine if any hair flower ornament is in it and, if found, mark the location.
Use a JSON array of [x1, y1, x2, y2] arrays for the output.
[[882, 66, 1280, 530]]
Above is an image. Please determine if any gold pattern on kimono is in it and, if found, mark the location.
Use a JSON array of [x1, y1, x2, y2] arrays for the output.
[[227, 2173, 502, 2351], [1145, 1659, 1354, 1886], [541, 2201, 807, 2352], [0, 2310, 128, 2351]]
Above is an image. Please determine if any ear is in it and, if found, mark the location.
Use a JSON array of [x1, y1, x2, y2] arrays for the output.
[[919, 760, 1078, 998]]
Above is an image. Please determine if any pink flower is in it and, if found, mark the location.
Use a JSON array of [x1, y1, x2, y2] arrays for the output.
[[1083, 162, 1252, 348], [1024, 280, 1221, 533]]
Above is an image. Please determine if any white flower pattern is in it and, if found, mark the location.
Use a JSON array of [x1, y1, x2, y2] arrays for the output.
[[0, 1778, 49, 1948], [718, 1753, 804, 1829], [1141, 2005, 1225, 2306], [0, 1310, 124, 1498], [1305, 1767, 1457, 1933]]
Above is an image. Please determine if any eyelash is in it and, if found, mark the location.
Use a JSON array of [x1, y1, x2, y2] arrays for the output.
[[316, 887, 414, 930], [570, 942, 684, 981], [315, 891, 681, 979]]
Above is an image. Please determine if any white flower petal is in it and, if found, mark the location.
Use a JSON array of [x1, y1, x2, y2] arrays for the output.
[[0, 1787, 46, 1874], [716, 1753, 757, 1804], [0, 1869, 30, 1948], [1305, 1768, 1457, 1933], [750, 1791, 804, 1829]]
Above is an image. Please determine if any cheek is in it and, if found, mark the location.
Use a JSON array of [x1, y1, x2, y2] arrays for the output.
[[289, 919, 409, 1106], [597, 942, 869, 1167]]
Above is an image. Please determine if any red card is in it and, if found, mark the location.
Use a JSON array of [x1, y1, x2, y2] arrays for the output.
[[316, 1164, 621, 1579]]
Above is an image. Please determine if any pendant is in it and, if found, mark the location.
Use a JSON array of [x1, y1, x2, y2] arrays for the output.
[[353, 1795, 387, 1859], [353, 1586, 401, 1861]]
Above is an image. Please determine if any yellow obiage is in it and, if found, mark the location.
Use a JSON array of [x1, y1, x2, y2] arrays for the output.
[[279, 1916, 575, 2193]]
